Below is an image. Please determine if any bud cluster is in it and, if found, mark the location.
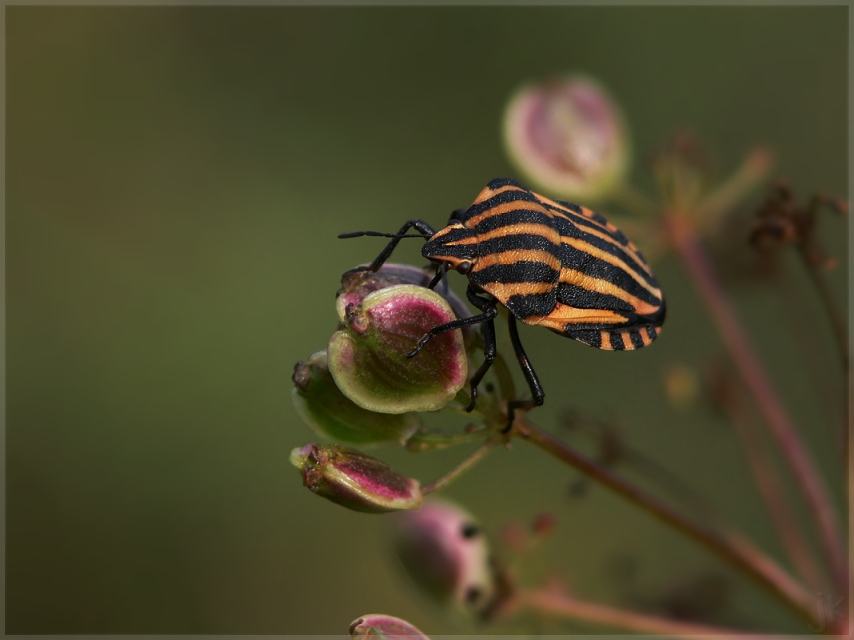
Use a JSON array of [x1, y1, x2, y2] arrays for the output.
[[290, 265, 475, 514]]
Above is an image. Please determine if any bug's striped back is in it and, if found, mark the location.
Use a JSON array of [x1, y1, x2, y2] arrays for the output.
[[459, 178, 665, 351]]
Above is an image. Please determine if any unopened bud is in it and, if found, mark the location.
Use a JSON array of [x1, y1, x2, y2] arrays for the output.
[[504, 75, 629, 202], [328, 284, 468, 414], [338, 264, 472, 333], [392, 500, 495, 613], [664, 363, 699, 410], [292, 351, 421, 445], [349, 614, 430, 640], [290, 443, 422, 513]]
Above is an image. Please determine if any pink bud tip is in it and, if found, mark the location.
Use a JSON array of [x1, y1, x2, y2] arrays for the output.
[[290, 444, 422, 513], [349, 614, 430, 639]]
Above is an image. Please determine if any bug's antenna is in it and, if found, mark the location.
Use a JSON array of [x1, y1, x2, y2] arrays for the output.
[[338, 231, 428, 240]]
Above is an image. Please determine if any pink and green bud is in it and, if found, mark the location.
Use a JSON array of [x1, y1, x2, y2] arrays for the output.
[[503, 75, 629, 202], [349, 614, 430, 640], [338, 264, 472, 333], [292, 351, 421, 445], [290, 443, 422, 513], [328, 284, 468, 414], [392, 500, 495, 613]]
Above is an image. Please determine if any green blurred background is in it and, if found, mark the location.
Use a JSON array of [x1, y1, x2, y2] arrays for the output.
[[7, 6, 847, 634]]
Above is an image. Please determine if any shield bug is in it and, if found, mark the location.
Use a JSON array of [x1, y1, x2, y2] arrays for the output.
[[340, 178, 666, 426]]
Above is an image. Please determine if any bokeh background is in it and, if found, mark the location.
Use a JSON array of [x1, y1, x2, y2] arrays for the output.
[[7, 6, 848, 635]]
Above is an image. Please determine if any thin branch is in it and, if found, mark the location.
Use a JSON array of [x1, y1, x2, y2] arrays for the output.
[[512, 587, 786, 639], [665, 213, 847, 595], [421, 438, 497, 495], [515, 418, 818, 628], [771, 269, 848, 450], [725, 395, 827, 592], [797, 246, 849, 373], [561, 411, 720, 519]]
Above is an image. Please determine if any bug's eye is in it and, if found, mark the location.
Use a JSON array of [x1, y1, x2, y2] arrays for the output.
[[448, 208, 466, 224], [457, 260, 472, 274]]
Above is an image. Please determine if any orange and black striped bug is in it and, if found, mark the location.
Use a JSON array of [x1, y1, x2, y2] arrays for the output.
[[340, 178, 666, 426]]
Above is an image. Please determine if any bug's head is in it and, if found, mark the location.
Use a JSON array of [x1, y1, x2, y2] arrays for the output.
[[421, 222, 478, 275]]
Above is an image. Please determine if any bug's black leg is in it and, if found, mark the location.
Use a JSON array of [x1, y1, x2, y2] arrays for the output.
[[505, 314, 545, 433], [343, 219, 437, 275], [406, 303, 498, 358], [426, 263, 448, 290], [463, 288, 498, 413]]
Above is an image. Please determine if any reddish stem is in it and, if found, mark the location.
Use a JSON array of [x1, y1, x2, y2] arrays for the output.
[[725, 396, 826, 592], [665, 214, 847, 595], [513, 587, 790, 639], [517, 419, 817, 627]]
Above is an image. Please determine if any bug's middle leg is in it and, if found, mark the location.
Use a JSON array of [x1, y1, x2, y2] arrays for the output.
[[462, 288, 498, 413], [505, 314, 545, 432]]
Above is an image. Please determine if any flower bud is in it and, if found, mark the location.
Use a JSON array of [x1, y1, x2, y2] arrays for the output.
[[338, 264, 472, 330], [392, 500, 495, 613], [290, 443, 422, 513], [328, 284, 468, 414], [503, 75, 629, 202], [349, 614, 430, 640], [292, 351, 421, 445]]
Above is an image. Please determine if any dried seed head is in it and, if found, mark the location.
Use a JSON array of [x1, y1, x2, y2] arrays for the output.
[[504, 75, 629, 202], [392, 500, 495, 613], [349, 614, 430, 640], [290, 443, 422, 513], [292, 351, 421, 445], [328, 284, 468, 414], [651, 130, 714, 211]]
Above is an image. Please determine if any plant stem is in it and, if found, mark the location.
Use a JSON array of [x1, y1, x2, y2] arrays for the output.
[[797, 246, 849, 372], [515, 418, 818, 627], [421, 438, 497, 495], [512, 587, 787, 639], [665, 213, 847, 595], [802, 194, 850, 372], [725, 395, 827, 592], [772, 271, 848, 450]]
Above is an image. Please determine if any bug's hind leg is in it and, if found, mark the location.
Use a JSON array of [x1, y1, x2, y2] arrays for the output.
[[463, 288, 498, 413], [505, 314, 545, 433], [343, 219, 436, 275]]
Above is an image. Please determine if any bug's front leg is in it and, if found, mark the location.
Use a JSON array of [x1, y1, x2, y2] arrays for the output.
[[405, 298, 498, 359], [344, 219, 437, 275], [505, 314, 545, 433]]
